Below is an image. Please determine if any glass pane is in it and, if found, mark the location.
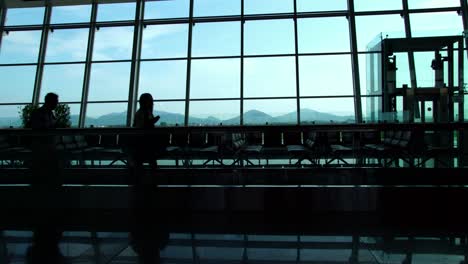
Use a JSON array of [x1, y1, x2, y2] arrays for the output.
[[245, 0, 293, 14], [0, 30, 42, 64], [0, 105, 24, 128], [414, 51, 437, 88], [410, 11, 464, 37], [299, 55, 353, 96], [51, 5, 92, 24], [244, 19, 295, 55], [244, 99, 297, 125], [409, 0, 461, 9], [88, 62, 131, 101], [248, 248, 296, 261], [5, 7, 45, 26], [139, 60, 187, 100], [41, 64, 85, 103], [67, 103, 81, 127], [0, 65, 36, 103], [298, 17, 350, 53], [300, 98, 355, 124], [191, 59, 240, 99], [141, 24, 188, 59], [359, 53, 382, 96], [154, 101, 185, 126], [362, 95, 383, 122], [194, 0, 241, 17], [97, 2, 136, 21], [93, 26, 134, 61], [297, 0, 347, 12], [145, 0, 190, 19], [354, 0, 402, 11], [244, 57, 296, 98], [85, 103, 127, 127], [355, 15, 405, 51], [45, 28, 89, 62], [300, 249, 352, 262], [189, 100, 239, 125], [192, 22, 240, 57]]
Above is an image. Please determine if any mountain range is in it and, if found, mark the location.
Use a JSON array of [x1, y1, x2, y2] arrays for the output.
[[0, 109, 354, 127]]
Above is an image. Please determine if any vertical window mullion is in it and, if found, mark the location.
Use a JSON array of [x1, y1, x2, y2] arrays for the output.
[[0, 8, 6, 51], [347, 0, 362, 123], [126, 0, 145, 127], [240, 0, 244, 125], [79, 1, 98, 128], [402, 0, 418, 91], [32, 3, 51, 106], [294, 0, 300, 125], [185, 0, 194, 126], [461, 0, 468, 60]]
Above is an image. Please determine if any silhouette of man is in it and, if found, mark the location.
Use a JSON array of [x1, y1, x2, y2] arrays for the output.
[[28, 92, 67, 264], [131, 93, 161, 185], [30, 92, 62, 187], [30, 93, 58, 130]]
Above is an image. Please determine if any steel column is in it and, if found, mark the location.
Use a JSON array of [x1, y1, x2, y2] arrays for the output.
[[126, 0, 145, 127], [78, 0, 98, 127], [240, 0, 244, 125], [347, 0, 363, 123], [32, 2, 51, 105], [0, 7, 6, 52], [294, 0, 301, 125], [184, 0, 194, 126]]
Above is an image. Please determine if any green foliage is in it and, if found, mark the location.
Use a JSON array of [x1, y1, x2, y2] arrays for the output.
[[19, 104, 38, 128], [19, 103, 71, 128], [54, 104, 72, 128]]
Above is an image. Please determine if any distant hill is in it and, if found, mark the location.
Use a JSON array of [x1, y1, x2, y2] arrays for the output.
[[1, 108, 354, 128]]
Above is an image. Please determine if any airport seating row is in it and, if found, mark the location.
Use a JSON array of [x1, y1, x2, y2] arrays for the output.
[[0, 128, 455, 168]]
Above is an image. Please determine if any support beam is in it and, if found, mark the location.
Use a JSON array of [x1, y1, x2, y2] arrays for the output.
[[347, 0, 363, 123], [461, 0, 468, 68], [294, 0, 301, 125], [32, 3, 52, 105], [184, 0, 194, 126], [402, 0, 418, 90], [78, 1, 98, 128], [240, 0, 244, 125], [126, 0, 145, 127], [0, 7, 6, 51]]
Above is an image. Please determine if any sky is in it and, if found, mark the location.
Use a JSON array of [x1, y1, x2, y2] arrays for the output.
[[0, 0, 466, 126]]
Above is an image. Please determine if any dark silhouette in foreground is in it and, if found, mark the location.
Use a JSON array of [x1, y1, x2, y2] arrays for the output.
[[27, 92, 67, 263], [129, 93, 169, 263], [130, 93, 161, 185]]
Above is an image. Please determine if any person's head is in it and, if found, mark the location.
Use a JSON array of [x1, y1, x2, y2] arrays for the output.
[[44, 93, 59, 110], [139, 93, 154, 111]]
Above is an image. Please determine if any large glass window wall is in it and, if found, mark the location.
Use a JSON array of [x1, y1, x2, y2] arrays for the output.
[[0, 0, 465, 127]]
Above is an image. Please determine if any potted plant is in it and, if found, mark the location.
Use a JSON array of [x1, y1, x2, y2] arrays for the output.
[[19, 103, 72, 128]]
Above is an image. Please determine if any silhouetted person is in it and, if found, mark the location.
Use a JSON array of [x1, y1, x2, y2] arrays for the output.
[[131, 93, 161, 185], [28, 92, 67, 263], [129, 93, 168, 263], [30, 92, 63, 187]]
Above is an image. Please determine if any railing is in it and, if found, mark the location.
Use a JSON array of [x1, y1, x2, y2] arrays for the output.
[[0, 123, 466, 171]]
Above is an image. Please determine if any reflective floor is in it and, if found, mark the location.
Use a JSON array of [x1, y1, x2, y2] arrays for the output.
[[3, 229, 468, 264]]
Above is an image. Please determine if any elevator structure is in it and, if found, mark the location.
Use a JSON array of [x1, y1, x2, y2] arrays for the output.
[[366, 35, 466, 167]]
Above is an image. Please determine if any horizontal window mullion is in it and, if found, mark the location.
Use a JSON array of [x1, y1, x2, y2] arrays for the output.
[[43, 61, 87, 65], [91, 59, 133, 64], [140, 57, 187, 62], [189, 98, 241, 102], [86, 100, 129, 104], [299, 52, 352, 57], [0, 63, 38, 67], [299, 95, 355, 99], [244, 96, 297, 100]]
